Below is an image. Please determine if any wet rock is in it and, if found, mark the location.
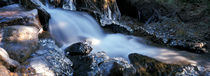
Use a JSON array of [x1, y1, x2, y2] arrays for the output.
[[116, 0, 138, 18], [20, 0, 50, 31], [97, 57, 136, 76], [0, 48, 20, 70], [38, 31, 52, 39], [138, 17, 209, 53], [76, 0, 121, 26], [67, 55, 93, 76], [176, 0, 207, 22], [0, 64, 10, 76], [67, 51, 135, 76], [116, 0, 176, 23], [65, 42, 92, 56], [129, 53, 210, 75], [0, 4, 43, 32], [103, 23, 130, 34], [0, 26, 39, 62], [115, 0, 210, 53], [47, 0, 76, 10], [48, 0, 63, 8], [129, 53, 182, 76], [175, 65, 210, 76], [22, 39, 73, 76], [0, 0, 19, 7]]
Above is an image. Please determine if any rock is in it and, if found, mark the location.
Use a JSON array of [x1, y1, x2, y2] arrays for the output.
[[116, 0, 138, 18], [138, 17, 209, 53], [0, 48, 20, 70], [0, 64, 10, 76], [22, 39, 73, 76], [176, 0, 207, 22], [20, 0, 50, 31], [0, 0, 19, 7], [129, 53, 182, 76], [98, 57, 136, 76], [115, 0, 210, 53], [38, 31, 52, 39], [76, 0, 121, 26], [0, 4, 43, 32], [67, 55, 94, 76], [48, 0, 63, 8], [67, 51, 135, 76], [103, 23, 130, 34], [0, 26, 39, 62], [116, 0, 176, 23], [65, 42, 92, 56], [129, 53, 210, 75]]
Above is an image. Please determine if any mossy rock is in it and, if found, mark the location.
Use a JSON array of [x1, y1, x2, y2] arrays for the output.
[[129, 53, 182, 76]]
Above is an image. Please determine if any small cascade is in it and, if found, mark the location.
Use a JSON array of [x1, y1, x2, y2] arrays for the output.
[[47, 8, 104, 47], [32, 0, 203, 65]]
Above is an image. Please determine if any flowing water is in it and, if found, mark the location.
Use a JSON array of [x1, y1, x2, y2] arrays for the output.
[[42, 1, 210, 66]]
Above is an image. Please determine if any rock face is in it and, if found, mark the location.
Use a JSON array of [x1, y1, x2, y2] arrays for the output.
[[0, 4, 43, 32], [20, 0, 50, 31], [22, 39, 73, 76], [0, 26, 39, 62], [65, 42, 92, 56]]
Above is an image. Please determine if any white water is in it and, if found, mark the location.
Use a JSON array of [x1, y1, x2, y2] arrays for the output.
[[43, 1, 210, 66], [46, 8, 206, 65]]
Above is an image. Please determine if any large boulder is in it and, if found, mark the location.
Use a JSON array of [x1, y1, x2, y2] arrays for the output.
[[129, 53, 181, 76], [65, 42, 92, 56], [0, 26, 39, 62], [128, 53, 210, 76], [22, 39, 73, 75], [66, 50, 136, 76], [0, 4, 43, 32]]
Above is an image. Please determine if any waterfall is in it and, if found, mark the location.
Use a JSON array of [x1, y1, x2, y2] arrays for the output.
[[47, 8, 103, 47], [40, 0, 199, 64]]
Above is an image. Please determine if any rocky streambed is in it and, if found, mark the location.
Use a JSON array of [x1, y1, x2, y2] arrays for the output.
[[0, 0, 210, 76]]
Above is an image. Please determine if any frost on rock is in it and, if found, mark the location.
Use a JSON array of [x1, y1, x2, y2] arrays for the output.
[[24, 39, 73, 76]]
